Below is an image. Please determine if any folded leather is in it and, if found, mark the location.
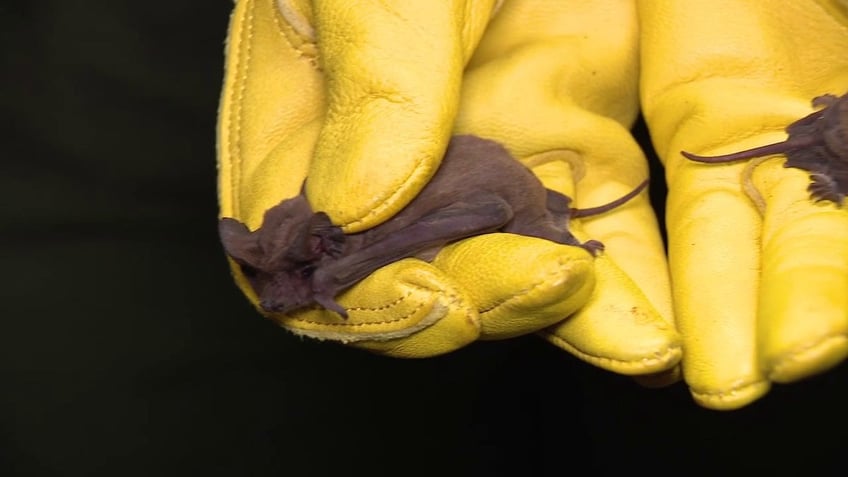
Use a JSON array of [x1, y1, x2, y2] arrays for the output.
[[639, 0, 848, 409]]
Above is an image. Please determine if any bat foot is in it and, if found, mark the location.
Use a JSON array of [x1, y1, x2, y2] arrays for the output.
[[808, 173, 844, 206], [580, 240, 605, 256]]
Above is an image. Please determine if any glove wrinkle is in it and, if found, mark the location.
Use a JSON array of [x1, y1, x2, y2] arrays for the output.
[[476, 256, 585, 315]]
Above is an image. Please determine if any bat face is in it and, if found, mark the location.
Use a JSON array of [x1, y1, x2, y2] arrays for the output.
[[248, 264, 317, 314], [219, 196, 346, 315]]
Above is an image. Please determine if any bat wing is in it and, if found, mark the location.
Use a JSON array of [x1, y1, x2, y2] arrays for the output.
[[310, 193, 515, 307]]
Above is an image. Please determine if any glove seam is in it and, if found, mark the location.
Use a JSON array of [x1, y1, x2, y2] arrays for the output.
[[688, 378, 768, 408], [768, 332, 848, 379], [283, 283, 470, 327], [540, 331, 682, 374], [280, 285, 474, 343], [284, 290, 423, 327], [274, 0, 315, 42], [271, 0, 320, 63], [225, 0, 255, 218]]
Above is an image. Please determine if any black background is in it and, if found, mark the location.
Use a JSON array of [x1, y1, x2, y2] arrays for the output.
[[4, 1, 848, 475]]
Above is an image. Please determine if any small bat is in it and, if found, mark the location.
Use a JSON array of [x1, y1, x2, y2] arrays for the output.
[[220, 135, 647, 318], [681, 92, 848, 205]]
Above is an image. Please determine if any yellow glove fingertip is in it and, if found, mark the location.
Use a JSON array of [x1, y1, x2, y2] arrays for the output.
[[432, 234, 597, 340], [756, 164, 848, 382], [689, 383, 771, 411], [769, 336, 848, 383], [542, 255, 682, 375]]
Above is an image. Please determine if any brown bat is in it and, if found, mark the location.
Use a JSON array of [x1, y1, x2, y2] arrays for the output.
[[682, 92, 848, 205], [219, 135, 647, 318]]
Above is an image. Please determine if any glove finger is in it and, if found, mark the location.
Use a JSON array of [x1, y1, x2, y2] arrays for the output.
[[451, 0, 677, 370], [540, 254, 682, 375], [306, 0, 500, 231], [454, 0, 671, 319], [520, 124, 677, 371], [260, 258, 482, 358], [753, 159, 848, 382], [665, 160, 770, 409], [569, 133, 673, 322], [219, 0, 325, 226], [431, 234, 596, 340], [639, 0, 848, 409]]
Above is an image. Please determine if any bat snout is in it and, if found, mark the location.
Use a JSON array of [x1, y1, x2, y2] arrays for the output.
[[259, 298, 284, 313], [259, 296, 298, 314]]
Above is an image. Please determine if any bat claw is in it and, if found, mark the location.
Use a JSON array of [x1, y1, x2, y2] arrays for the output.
[[314, 294, 349, 319], [580, 240, 605, 256]]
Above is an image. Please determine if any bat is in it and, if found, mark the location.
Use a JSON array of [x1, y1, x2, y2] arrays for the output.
[[220, 135, 648, 318], [681, 92, 848, 205]]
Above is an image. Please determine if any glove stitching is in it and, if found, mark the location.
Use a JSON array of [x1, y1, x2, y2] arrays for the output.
[[688, 378, 768, 406], [226, 0, 255, 218], [344, 292, 425, 323], [271, 0, 319, 63], [768, 331, 848, 379], [287, 283, 462, 327], [540, 331, 683, 373], [280, 285, 475, 344], [292, 297, 426, 328], [274, 0, 316, 41], [280, 291, 416, 327], [283, 302, 447, 344]]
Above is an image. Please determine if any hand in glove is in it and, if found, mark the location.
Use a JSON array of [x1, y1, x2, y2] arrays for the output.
[[218, 0, 680, 372], [639, 0, 848, 409]]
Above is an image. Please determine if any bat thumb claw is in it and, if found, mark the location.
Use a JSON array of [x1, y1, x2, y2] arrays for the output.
[[580, 240, 605, 256], [314, 294, 349, 319]]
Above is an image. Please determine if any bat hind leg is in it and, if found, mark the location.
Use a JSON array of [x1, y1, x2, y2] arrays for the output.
[[580, 239, 604, 255], [506, 216, 603, 256]]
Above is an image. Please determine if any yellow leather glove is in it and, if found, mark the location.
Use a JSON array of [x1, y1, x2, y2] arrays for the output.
[[218, 0, 681, 371], [639, 0, 848, 409], [453, 1, 679, 376]]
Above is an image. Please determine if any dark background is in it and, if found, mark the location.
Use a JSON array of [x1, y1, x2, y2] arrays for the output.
[[3, 1, 847, 475]]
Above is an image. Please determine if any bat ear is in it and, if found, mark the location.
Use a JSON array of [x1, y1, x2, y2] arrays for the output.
[[218, 218, 263, 268], [308, 212, 345, 258], [285, 212, 345, 262]]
